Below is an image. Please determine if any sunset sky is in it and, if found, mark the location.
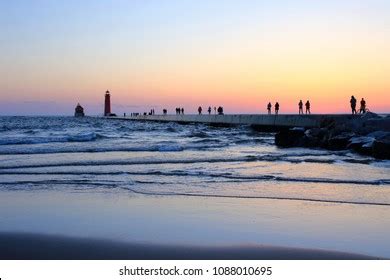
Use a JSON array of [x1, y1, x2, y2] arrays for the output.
[[1, 0, 389, 115]]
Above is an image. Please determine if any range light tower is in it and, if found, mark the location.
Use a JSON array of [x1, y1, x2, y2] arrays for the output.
[[104, 90, 111, 116]]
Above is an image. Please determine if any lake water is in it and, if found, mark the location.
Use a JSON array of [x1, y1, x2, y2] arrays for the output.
[[0, 116, 389, 258]]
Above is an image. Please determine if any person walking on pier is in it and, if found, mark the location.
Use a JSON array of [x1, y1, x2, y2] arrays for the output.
[[359, 98, 366, 114], [181, 108, 184, 114], [267, 102, 272, 114], [350, 96, 357, 114], [208, 106, 212, 114], [275, 102, 280, 115], [305, 100, 311, 114], [198, 106, 202, 115], [298, 100, 303, 114]]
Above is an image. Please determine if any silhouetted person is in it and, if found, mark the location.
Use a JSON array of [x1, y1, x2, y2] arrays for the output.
[[305, 100, 311, 114], [198, 106, 202, 115], [298, 100, 303, 114], [208, 106, 211, 114], [163, 109, 167, 115], [360, 98, 366, 114], [267, 102, 272, 114], [350, 96, 357, 114], [217, 106, 224, 115], [275, 102, 280, 115], [181, 108, 184, 114]]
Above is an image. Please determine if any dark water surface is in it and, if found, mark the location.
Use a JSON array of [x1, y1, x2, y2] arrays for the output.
[[0, 116, 389, 258]]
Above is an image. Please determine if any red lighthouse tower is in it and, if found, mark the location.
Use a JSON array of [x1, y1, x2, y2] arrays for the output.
[[104, 90, 111, 116]]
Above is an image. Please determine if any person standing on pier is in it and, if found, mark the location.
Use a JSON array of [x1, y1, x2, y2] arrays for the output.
[[350, 96, 357, 114], [267, 102, 272, 114], [198, 106, 202, 115], [181, 108, 184, 114], [298, 100, 303, 114], [275, 102, 280, 115], [305, 100, 311, 114], [359, 98, 366, 114], [208, 106, 212, 114]]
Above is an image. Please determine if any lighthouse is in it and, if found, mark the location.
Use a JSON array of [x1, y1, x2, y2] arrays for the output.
[[104, 90, 111, 116]]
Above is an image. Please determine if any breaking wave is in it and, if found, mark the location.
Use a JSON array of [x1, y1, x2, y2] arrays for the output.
[[0, 132, 98, 145], [1, 169, 389, 186], [0, 180, 389, 206]]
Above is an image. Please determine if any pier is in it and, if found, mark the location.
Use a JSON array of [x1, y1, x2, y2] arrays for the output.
[[108, 114, 356, 130]]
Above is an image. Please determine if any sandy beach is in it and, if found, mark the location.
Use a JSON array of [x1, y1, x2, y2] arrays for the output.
[[1, 187, 389, 259], [0, 232, 379, 260]]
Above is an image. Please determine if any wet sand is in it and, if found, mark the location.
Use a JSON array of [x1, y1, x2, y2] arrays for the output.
[[0, 233, 379, 260], [1, 190, 390, 259]]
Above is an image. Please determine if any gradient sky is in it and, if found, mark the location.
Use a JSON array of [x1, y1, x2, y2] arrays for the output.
[[1, 0, 389, 115]]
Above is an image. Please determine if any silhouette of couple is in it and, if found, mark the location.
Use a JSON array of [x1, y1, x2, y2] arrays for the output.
[[298, 100, 310, 114], [267, 102, 280, 114], [350, 96, 366, 114]]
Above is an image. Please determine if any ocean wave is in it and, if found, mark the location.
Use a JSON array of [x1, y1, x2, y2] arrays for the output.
[[192, 138, 222, 144], [125, 188, 390, 207], [67, 132, 97, 142], [1, 170, 389, 186], [0, 142, 231, 155], [186, 131, 210, 138], [0, 126, 11, 132], [166, 127, 177, 132], [0, 132, 98, 145], [157, 145, 184, 152], [0, 153, 377, 169], [234, 138, 272, 145], [0, 158, 243, 170], [0, 180, 388, 206]]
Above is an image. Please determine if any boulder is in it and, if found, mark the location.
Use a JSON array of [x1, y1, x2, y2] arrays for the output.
[[360, 112, 380, 120], [367, 131, 390, 141], [327, 132, 355, 150], [275, 128, 305, 147], [372, 139, 390, 159], [347, 136, 375, 155], [303, 128, 327, 147]]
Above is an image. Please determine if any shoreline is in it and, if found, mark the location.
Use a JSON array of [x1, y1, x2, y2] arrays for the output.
[[0, 232, 381, 260]]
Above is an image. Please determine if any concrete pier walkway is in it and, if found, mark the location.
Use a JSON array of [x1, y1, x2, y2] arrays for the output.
[[108, 114, 356, 129]]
